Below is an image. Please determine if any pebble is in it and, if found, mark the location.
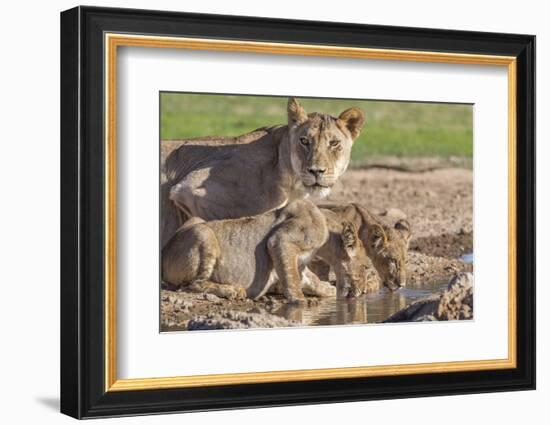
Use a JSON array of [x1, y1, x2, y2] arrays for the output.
[[203, 293, 221, 303]]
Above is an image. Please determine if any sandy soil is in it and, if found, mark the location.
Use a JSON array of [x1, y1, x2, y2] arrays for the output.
[[159, 160, 473, 330]]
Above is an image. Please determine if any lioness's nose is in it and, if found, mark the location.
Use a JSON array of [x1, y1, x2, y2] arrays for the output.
[[307, 167, 326, 178]]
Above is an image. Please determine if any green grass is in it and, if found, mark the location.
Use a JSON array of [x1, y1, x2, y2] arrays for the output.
[[161, 93, 472, 162]]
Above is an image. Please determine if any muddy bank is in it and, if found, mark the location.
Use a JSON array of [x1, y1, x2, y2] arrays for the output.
[[187, 310, 297, 330], [160, 250, 473, 331], [160, 269, 473, 331], [161, 290, 304, 331], [407, 251, 472, 285]]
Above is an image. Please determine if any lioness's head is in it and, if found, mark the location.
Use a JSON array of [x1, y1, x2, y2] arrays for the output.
[[365, 219, 411, 291], [287, 98, 365, 199], [334, 221, 371, 299]]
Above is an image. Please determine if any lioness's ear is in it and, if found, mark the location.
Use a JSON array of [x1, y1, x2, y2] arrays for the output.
[[370, 224, 388, 250], [395, 219, 412, 243], [287, 98, 308, 127], [341, 221, 358, 250], [338, 108, 365, 140]]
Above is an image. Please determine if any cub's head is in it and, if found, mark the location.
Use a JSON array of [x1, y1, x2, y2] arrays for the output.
[[321, 204, 412, 293], [287, 98, 365, 199], [365, 219, 411, 291], [334, 221, 370, 299]]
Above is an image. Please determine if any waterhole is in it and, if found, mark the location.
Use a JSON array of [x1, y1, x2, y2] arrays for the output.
[[270, 280, 450, 326]]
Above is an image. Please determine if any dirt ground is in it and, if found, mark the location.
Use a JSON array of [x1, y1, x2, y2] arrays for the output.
[[159, 157, 473, 331]]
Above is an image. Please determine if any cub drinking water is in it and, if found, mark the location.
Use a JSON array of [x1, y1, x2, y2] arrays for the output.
[[311, 203, 412, 296]]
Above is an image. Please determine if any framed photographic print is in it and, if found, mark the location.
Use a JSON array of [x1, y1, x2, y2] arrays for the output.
[[60, 6, 535, 419]]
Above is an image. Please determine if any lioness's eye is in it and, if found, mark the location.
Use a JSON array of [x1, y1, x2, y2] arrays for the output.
[[299, 136, 310, 146], [329, 139, 340, 147]]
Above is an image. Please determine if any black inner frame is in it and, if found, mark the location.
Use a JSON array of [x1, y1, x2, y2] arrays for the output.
[[60, 6, 535, 419]]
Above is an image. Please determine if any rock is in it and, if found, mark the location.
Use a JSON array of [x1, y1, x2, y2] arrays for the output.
[[187, 310, 297, 330], [177, 300, 192, 311], [203, 293, 221, 303], [383, 295, 440, 323], [437, 273, 473, 320], [384, 272, 473, 323]]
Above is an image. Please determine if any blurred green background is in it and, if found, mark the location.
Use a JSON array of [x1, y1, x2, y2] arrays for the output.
[[160, 93, 472, 165]]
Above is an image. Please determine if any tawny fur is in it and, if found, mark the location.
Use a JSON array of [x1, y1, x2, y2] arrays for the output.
[[161, 98, 365, 247], [311, 203, 411, 293]]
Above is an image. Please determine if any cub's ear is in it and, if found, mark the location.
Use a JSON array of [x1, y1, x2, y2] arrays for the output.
[[287, 98, 308, 127], [341, 221, 359, 250], [341, 204, 358, 223], [370, 224, 388, 250], [338, 108, 365, 141], [394, 219, 412, 242]]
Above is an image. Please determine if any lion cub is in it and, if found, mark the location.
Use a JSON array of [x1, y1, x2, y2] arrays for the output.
[[162, 200, 369, 303], [313, 203, 411, 296]]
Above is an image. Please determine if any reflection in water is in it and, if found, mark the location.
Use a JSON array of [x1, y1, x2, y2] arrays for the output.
[[273, 252, 473, 326], [272, 280, 449, 326]]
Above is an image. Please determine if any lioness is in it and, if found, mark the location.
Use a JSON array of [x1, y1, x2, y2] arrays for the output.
[[312, 203, 411, 294], [161, 98, 365, 247], [162, 200, 369, 303]]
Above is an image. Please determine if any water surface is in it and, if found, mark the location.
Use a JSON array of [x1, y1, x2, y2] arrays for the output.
[[270, 251, 474, 326], [271, 280, 449, 326]]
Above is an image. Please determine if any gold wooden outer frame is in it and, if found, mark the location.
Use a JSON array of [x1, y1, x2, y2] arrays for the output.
[[104, 33, 517, 392]]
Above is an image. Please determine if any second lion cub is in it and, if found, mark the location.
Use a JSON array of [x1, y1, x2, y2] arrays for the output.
[[162, 199, 368, 303]]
